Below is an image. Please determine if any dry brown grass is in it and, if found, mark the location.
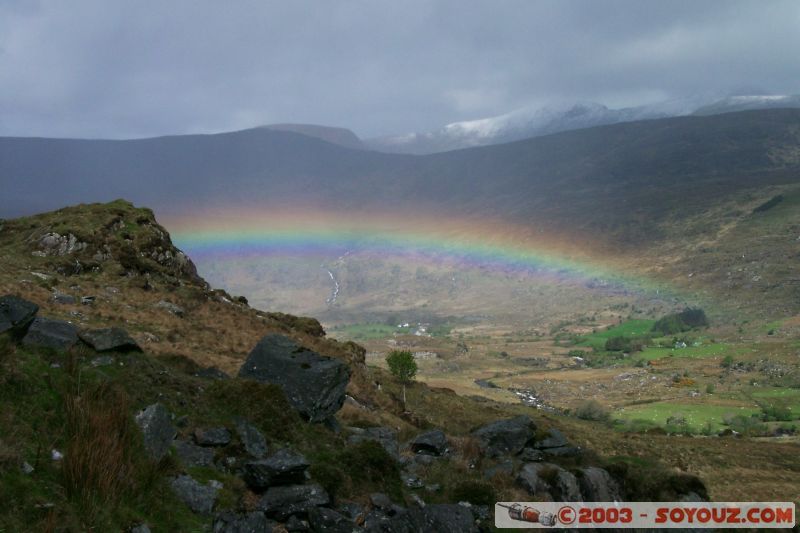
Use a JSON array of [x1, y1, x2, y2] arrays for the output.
[[62, 382, 139, 511]]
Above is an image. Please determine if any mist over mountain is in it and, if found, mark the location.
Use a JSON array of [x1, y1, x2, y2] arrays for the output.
[[366, 94, 800, 154]]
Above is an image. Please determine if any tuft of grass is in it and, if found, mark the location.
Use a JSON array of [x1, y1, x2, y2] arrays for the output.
[[62, 383, 145, 517]]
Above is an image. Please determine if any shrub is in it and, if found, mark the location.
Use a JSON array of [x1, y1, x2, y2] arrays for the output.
[[574, 400, 610, 422], [652, 308, 708, 336], [450, 480, 496, 506], [761, 405, 793, 422], [720, 355, 735, 369], [752, 194, 783, 213]]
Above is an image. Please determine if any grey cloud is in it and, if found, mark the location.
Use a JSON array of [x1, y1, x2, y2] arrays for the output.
[[0, 0, 798, 139]]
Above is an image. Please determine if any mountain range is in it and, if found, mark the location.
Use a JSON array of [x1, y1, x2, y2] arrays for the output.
[[365, 93, 800, 154]]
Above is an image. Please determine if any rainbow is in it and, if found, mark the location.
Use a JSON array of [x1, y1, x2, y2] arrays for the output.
[[160, 206, 669, 294]]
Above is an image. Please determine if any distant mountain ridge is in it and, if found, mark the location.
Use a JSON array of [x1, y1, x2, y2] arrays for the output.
[[366, 94, 800, 154], [260, 123, 365, 150]]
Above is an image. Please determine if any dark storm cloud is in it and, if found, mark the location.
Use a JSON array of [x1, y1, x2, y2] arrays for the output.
[[1, 0, 798, 138]]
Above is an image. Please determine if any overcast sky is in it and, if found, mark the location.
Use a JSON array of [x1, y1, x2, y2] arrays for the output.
[[1, 0, 798, 139]]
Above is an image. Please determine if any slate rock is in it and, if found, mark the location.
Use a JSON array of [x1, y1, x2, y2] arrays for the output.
[[471, 415, 536, 458], [347, 426, 399, 460], [79, 327, 142, 352], [244, 449, 310, 490], [130, 525, 152, 533], [579, 467, 622, 502], [256, 483, 330, 521], [212, 511, 275, 533], [534, 428, 569, 449], [174, 439, 215, 467], [235, 419, 268, 459], [238, 334, 350, 423], [195, 427, 232, 446], [409, 429, 448, 456], [308, 507, 359, 533], [170, 474, 219, 515], [0, 295, 38, 335], [135, 403, 176, 460], [22, 317, 78, 351]]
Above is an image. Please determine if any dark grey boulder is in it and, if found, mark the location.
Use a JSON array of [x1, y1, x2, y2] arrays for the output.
[[307, 507, 358, 533], [519, 447, 545, 462], [79, 327, 141, 352], [238, 334, 350, 423], [471, 415, 536, 458], [235, 419, 268, 459], [194, 427, 232, 446], [244, 449, 310, 490], [130, 524, 151, 533], [579, 467, 622, 501], [256, 483, 330, 521], [409, 429, 448, 456], [534, 428, 569, 449], [347, 427, 399, 460], [52, 291, 76, 305], [543, 446, 581, 458], [135, 403, 176, 460], [517, 462, 556, 496], [174, 439, 215, 467], [552, 468, 582, 502], [483, 459, 515, 480], [0, 295, 38, 335], [212, 511, 275, 533], [285, 515, 310, 531], [338, 502, 366, 522], [170, 474, 219, 515], [22, 317, 78, 351], [365, 504, 477, 533]]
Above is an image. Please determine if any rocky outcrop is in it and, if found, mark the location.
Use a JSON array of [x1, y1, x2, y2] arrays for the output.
[[472, 415, 536, 458], [243, 449, 310, 490], [257, 483, 330, 521], [0, 295, 38, 335], [22, 317, 78, 351], [238, 334, 350, 423], [135, 403, 176, 460], [409, 429, 448, 456], [579, 466, 622, 501], [38, 232, 87, 256], [79, 327, 142, 352]]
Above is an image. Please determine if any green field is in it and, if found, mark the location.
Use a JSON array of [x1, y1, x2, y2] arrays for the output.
[[634, 342, 738, 361], [576, 319, 655, 349], [329, 323, 412, 340], [615, 401, 760, 432]]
